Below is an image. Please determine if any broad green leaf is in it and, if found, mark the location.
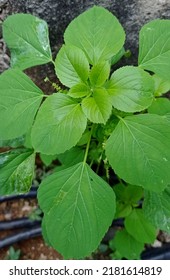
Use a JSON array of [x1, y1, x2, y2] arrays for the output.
[[112, 229, 144, 259], [38, 162, 116, 259], [3, 13, 52, 70], [31, 93, 87, 155], [138, 20, 170, 80], [89, 61, 110, 87], [0, 149, 35, 195], [0, 69, 43, 140], [143, 186, 170, 233], [82, 88, 112, 124], [68, 83, 90, 98], [153, 75, 170, 96], [106, 114, 170, 191], [64, 6, 125, 65], [148, 98, 170, 115], [41, 217, 52, 247], [55, 45, 89, 88], [125, 209, 157, 243], [106, 66, 154, 112]]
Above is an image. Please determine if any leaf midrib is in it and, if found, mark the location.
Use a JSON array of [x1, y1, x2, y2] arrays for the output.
[[5, 24, 51, 60]]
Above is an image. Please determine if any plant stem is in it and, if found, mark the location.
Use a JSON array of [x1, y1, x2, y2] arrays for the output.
[[83, 125, 94, 164]]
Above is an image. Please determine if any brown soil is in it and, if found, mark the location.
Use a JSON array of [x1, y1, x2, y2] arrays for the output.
[[0, 198, 62, 260]]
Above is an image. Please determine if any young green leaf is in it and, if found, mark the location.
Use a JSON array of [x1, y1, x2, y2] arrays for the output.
[[68, 83, 90, 98], [138, 20, 170, 80], [106, 66, 154, 112], [125, 209, 157, 243], [55, 45, 89, 87], [3, 14, 52, 70], [114, 183, 143, 205], [89, 61, 110, 87], [0, 69, 43, 140], [38, 162, 116, 259], [148, 98, 170, 115], [106, 114, 170, 192], [64, 6, 125, 65], [143, 186, 170, 233], [82, 88, 112, 124], [31, 93, 87, 155], [115, 202, 132, 218], [0, 149, 35, 195], [111, 229, 144, 259]]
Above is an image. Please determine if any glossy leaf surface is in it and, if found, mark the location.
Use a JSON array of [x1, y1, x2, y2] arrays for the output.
[[64, 6, 125, 65], [38, 162, 116, 258], [0, 69, 43, 140], [138, 20, 170, 80], [0, 149, 35, 195], [3, 13, 52, 69], [106, 114, 170, 191], [31, 93, 87, 154], [106, 66, 154, 112]]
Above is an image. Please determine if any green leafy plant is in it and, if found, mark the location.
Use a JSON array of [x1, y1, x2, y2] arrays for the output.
[[5, 246, 21, 260], [1, 6, 170, 259]]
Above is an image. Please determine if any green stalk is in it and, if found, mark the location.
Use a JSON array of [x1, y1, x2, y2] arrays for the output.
[[83, 125, 94, 164]]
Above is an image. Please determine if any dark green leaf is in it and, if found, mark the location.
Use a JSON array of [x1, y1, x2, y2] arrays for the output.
[[0, 69, 43, 140], [38, 162, 116, 259], [106, 66, 154, 112], [40, 153, 57, 166], [106, 114, 170, 191], [138, 20, 170, 80], [31, 93, 87, 154], [55, 45, 89, 87], [143, 186, 170, 233], [125, 209, 157, 243], [112, 229, 144, 259], [57, 147, 84, 167], [115, 202, 132, 218], [114, 183, 143, 204], [148, 98, 170, 115]]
